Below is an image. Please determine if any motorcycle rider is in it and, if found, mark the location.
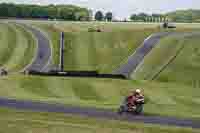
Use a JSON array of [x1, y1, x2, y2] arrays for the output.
[[127, 89, 144, 110], [118, 89, 144, 114]]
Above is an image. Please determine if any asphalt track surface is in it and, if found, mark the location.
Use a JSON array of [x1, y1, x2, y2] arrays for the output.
[[0, 97, 199, 129], [18, 23, 51, 72], [1, 27, 199, 129], [113, 32, 171, 78]]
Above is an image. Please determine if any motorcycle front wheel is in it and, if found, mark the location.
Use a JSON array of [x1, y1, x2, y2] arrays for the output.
[[135, 104, 144, 114]]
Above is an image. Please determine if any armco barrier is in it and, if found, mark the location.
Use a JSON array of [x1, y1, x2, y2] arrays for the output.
[[27, 70, 127, 79]]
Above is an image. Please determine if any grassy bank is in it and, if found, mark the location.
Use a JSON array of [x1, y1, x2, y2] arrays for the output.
[[0, 23, 17, 68], [63, 30, 157, 72], [0, 75, 200, 119], [0, 107, 198, 133], [27, 21, 200, 73], [0, 22, 36, 72], [133, 35, 186, 80], [32, 22, 158, 72], [133, 33, 200, 87]]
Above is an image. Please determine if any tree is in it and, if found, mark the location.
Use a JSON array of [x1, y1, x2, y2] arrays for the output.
[[74, 11, 89, 21], [46, 5, 57, 19], [105, 12, 113, 21], [130, 14, 137, 21], [95, 11, 104, 21], [0, 3, 90, 21], [59, 6, 76, 20], [137, 13, 149, 22], [152, 13, 162, 22]]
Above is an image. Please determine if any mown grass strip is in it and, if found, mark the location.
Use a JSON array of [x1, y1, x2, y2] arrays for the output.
[[5, 23, 36, 72], [0, 23, 17, 67], [0, 75, 200, 119], [71, 80, 102, 101], [151, 42, 186, 80], [133, 35, 186, 80], [0, 107, 199, 133]]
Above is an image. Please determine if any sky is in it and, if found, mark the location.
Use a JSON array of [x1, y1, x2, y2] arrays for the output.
[[1, 0, 200, 19]]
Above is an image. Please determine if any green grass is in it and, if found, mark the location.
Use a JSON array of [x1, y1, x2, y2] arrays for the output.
[[0, 75, 200, 119], [1, 20, 200, 121], [0, 22, 36, 72], [0, 22, 17, 67], [32, 22, 158, 72], [64, 30, 159, 73], [133, 35, 186, 80], [0, 107, 198, 133], [23, 21, 200, 73], [53, 22, 160, 32], [133, 33, 200, 87]]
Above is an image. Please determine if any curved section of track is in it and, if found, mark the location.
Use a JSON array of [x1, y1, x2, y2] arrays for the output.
[[0, 97, 199, 129], [113, 32, 172, 78], [17, 23, 52, 72]]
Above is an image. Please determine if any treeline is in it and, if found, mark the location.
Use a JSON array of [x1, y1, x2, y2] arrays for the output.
[[0, 3, 91, 21], [167, 9, 200, 23], [130, 10, 200, 23], [130, 13, 168, 22], [94, 11, 113, 21]]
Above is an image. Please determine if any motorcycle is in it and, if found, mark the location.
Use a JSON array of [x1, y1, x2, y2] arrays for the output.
[[118, 96, 145, 115]]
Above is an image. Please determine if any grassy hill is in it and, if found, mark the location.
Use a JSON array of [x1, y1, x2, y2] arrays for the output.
[[0, 22, 16, 68], [31, 22, 159, 72], [134, 33, 200, 87], [0, 22, 36, 72], [1, 21, 200, 131], [0, 21, 199, 119], [0, 75, 200, 119], [31, 22, 200, 73], [63, 30, 157, 73]]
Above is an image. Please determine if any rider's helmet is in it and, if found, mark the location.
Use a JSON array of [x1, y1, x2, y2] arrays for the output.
[[135, 89, 141, 94]]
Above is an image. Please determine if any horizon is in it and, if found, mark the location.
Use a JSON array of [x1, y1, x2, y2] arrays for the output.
[[0, 0, 200, 19]]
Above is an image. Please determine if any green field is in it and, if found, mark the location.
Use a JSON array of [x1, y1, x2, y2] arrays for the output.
[[30, 22, 159, 72], [30, 22, 200, 73], [0, 22, 36, 72], [0, 23, 15, 67], [1, 21, 200, 131], [0, 107, 198, 133], [0, 75, 200, 119], [63, 30, 158, 72], [134, 33, 200, 86]]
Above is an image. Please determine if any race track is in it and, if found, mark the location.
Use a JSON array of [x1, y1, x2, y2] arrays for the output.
[[113, 32, 171, 78], [18, 23, 52, 72], [0, 97, 199, 129]]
